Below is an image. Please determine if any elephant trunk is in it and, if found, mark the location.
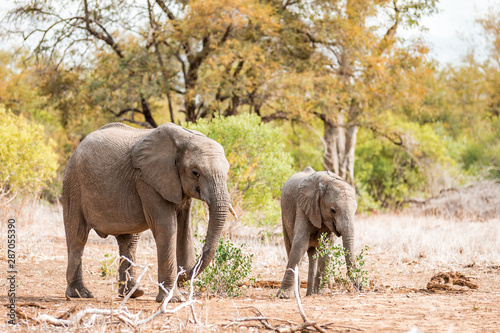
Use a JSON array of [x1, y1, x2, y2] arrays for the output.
[[341, 222, 360, 290], [190, 179, 229, 278], [342, 231, 355, 270]]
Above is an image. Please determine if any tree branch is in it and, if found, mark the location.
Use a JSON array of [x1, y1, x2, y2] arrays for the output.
[[120, 118, 154, 128], [106, 107, 143, 117], [155, 0, 176, 20], [233, 59, 245, 77], [83, 0, 123, 58], [219, 24, 232, 45], [377, 0, 400, 55], [260, 111, 291, 122]]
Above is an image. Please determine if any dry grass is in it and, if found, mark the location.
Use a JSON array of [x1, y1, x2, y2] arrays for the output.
[[356, 213, 500, 266], [2, 198, 499, 277]]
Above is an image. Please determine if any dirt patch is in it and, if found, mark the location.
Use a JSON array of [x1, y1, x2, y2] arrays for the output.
[[426, 271, 479, 292], [2, 251, 499, 332], [241, 280, 307, 289]]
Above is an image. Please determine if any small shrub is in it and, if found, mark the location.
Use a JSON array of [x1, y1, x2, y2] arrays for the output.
[[195, 237, 253, 297], [313, 233, 369, 292], [100, 253, 116, 278]]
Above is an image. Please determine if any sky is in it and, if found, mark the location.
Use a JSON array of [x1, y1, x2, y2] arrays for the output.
[[1, 0, 499, 65], [401, 0, 500, 64]]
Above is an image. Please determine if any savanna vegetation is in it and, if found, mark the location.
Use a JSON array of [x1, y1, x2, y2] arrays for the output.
[[1, 2, 500, 331], [1, 0, 499, 215]]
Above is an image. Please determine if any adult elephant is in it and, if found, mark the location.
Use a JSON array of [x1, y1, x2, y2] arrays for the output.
[[62, 122, 233, 302], [277, 167, 358, 298]]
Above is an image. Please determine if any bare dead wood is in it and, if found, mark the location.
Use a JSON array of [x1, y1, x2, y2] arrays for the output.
[[290, 267, 326, 333], [37, 257, 202, 328]]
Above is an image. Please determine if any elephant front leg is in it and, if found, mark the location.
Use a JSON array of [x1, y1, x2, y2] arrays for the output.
[[116, 233, 144, 298], [176, 199, 196, 282], [154, 228, 186, 303], [277, 219, 311, 299], [137, 182, 185, 303]]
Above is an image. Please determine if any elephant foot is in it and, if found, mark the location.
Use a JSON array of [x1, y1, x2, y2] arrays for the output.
[[276, 288, 293, 299], [156, 287, 186, 303], [66, 283, 94, 298], [118, 281, 145, 298]]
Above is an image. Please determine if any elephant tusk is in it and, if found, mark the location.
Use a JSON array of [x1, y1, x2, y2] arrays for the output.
[[229, 204, 238, 220]]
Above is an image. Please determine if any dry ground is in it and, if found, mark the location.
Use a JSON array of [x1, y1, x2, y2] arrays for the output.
[[1, 201, 499, 332]]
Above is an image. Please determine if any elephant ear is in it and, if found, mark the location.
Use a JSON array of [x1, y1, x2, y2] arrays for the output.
[[297, 173, 322, 229], [131, 123, 192, 205]]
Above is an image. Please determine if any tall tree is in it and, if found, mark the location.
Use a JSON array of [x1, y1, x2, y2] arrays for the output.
[[7, 0, 281, 126], [261, 0, 438, 185]]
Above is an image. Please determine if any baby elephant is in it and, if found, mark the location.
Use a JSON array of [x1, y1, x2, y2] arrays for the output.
[[277, 167, 358, 298]]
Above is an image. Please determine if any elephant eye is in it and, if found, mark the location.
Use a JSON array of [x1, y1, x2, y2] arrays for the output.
[[330, 207, 336, 214], [192, 169, 200, 177]]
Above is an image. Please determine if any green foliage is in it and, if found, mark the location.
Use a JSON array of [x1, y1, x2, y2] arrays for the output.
[[313, 234, 369, 292], [188, 114, 294, 226], [195, 237, 253, 297], [355, 114, 454, 210], [458, 116, 500, 180], [4, 0, 498, 210], [100, 253, 116, 278], [0, 106, 59, 197], [281, 120, 324, 172]]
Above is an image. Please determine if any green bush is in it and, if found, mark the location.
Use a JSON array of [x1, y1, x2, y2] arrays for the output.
[[355, 114, 453, 210], [0, 106, 59, 198], [188, 113, 294, 226], [195, 237, 253, 297], [313, 233, 369, 292], [459, 116, 500, 180]]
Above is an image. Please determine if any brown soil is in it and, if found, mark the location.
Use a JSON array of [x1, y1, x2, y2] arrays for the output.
[[1, 233, 499, 332]]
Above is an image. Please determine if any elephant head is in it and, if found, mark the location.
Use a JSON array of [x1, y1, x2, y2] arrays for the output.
[[131, 123, 230, 277], [297, 171, 358, 275]]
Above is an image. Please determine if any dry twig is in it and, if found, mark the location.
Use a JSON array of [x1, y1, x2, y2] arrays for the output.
[[226, 266, 348, 332]]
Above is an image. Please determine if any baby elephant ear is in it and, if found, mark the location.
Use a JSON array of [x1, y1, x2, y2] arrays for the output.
[[131, 124, 186, 205], [297, 172, 322, 229]]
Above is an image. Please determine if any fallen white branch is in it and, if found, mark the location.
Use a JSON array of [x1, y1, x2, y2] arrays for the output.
[[226, 266, 355, 332], [37, 257, 202, 328], [135, 259, 202, 325]]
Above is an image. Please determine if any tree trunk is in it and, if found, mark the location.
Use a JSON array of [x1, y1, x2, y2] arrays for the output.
[[323, 115, 344, 175], [323, 112, 357, 186], [344, 125, 358, 186], [184, 97, 198, 123]]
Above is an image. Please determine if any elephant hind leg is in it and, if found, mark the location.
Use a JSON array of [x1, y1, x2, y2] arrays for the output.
[[116, 233, 144, 298], [64, 210, 93, 298]]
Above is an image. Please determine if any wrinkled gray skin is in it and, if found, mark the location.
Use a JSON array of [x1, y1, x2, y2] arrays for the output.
[[62, 123, 230, 302], [277, 167, 358, 299]]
